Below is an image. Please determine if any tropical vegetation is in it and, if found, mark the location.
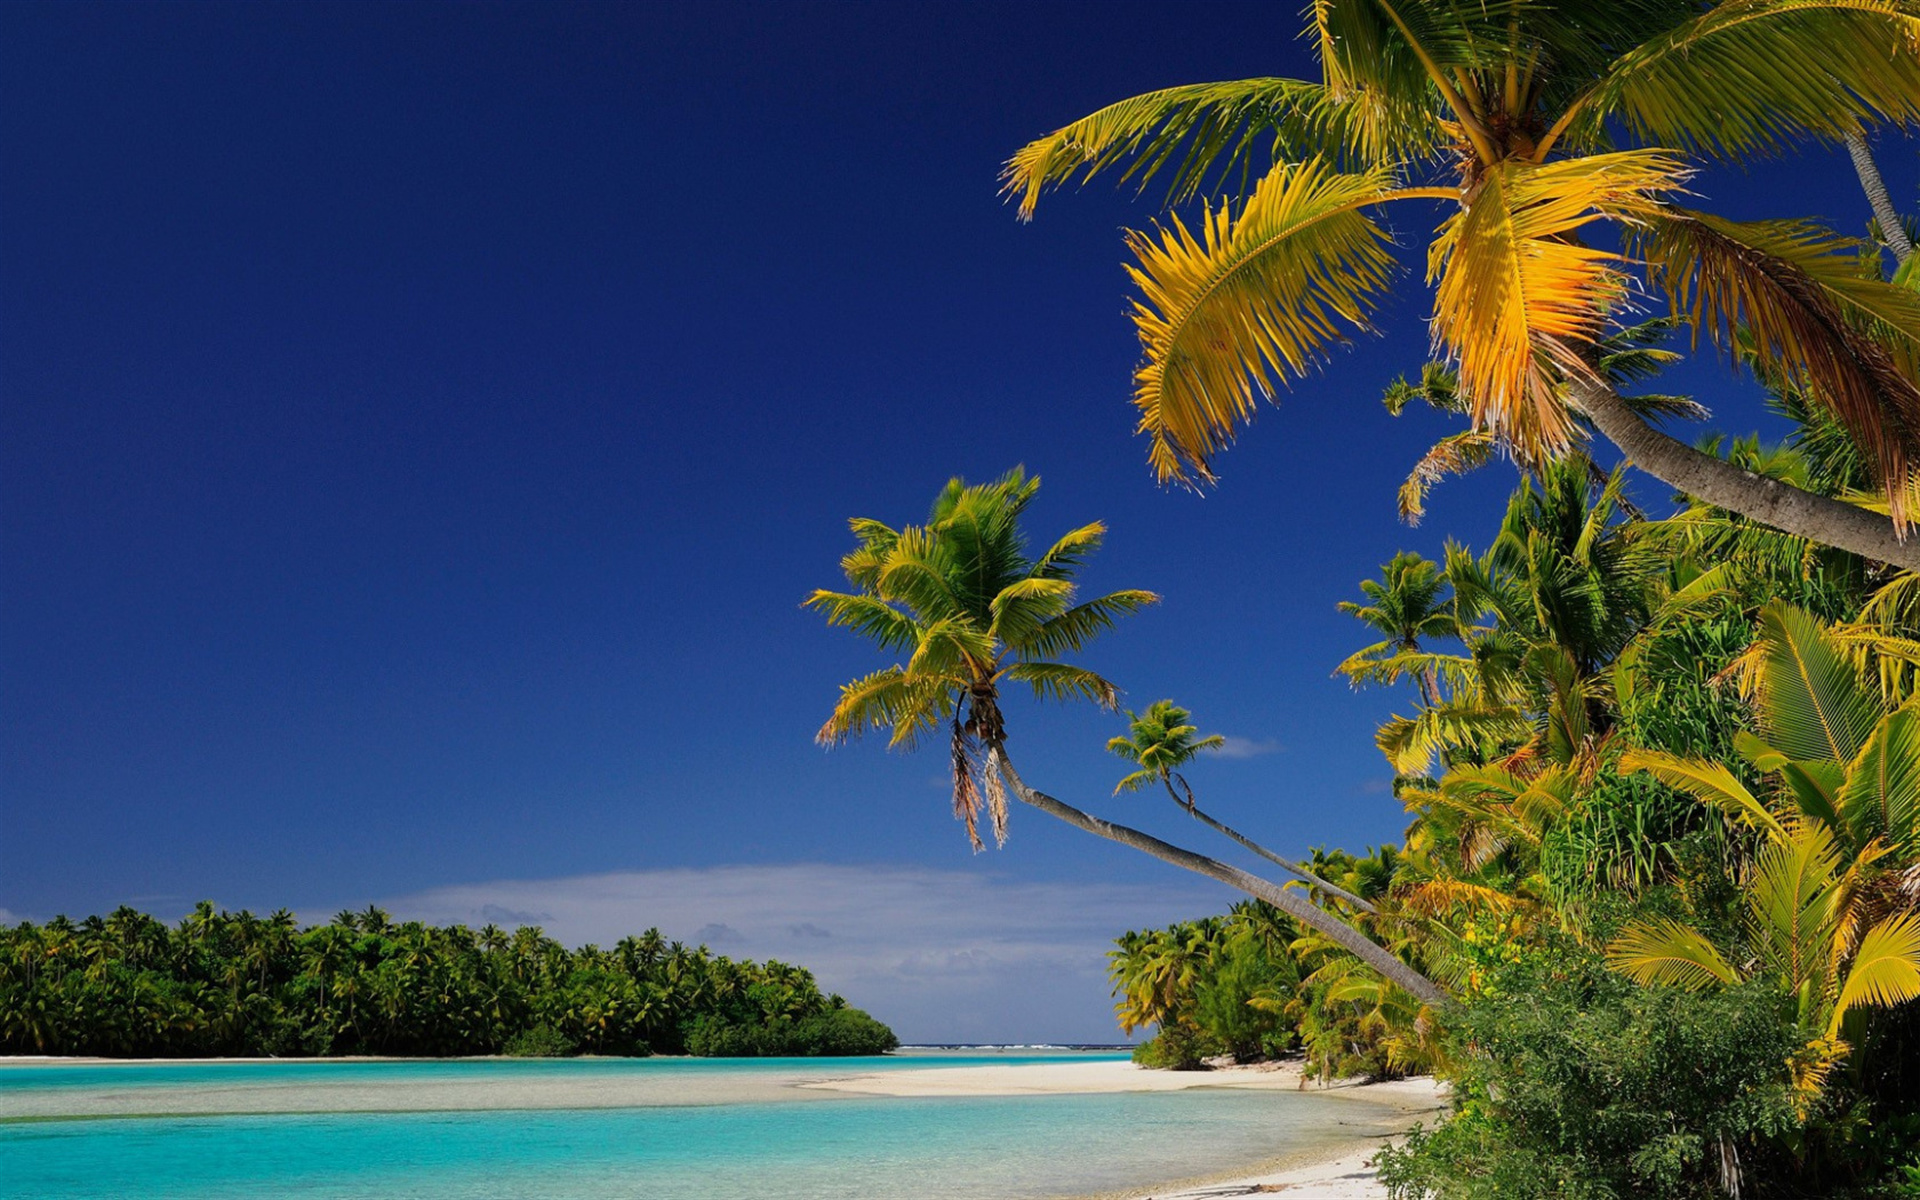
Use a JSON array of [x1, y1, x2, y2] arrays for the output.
[[0, 903, 897, 1058]]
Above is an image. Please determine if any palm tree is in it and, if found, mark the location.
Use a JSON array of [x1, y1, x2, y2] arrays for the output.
[[1845, 132, 1915, 268], [1004, 1, 1920, 568], [809, 466, 1158, 848], [1335, 553, 1457, 705], [1109, 699, 1377, 910], [813, 470, 1445, 1002]]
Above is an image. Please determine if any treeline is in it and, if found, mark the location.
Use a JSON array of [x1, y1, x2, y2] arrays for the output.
[[0, 903, 897, 1058]]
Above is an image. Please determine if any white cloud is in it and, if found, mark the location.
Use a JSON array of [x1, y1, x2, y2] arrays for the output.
[[346, 863, 1223, 1045], [1216, 735, 1283, 759]]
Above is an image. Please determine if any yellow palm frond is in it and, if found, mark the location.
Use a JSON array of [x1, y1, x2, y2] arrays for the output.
[[1830, 910, 1920, 1032], [1398, 879, 1526, 918], [1125, 158, 1413, 483], [1398, 429, 1496, 524], [1619, 749, 1788, 841], [1427, 151, 1684, 461], [816, 667, 957, 750], [1608, 917, 1741, 989], [1747, 825, 1847, 992], [1001, 77, 1398, 218]]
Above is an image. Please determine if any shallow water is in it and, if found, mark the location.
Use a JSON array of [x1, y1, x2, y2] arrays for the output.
[[0, 1056, 1402, 1199]]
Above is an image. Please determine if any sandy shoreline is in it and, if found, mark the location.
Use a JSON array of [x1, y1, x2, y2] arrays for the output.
[[1, 1054, 1446, 1197]]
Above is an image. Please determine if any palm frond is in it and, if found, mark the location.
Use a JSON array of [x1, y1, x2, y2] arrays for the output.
[[1575, 1, 1920, 161], [1831, 910, 1920, 1031], [998, 661, 1121, 708], [802, 590, 921, 654], [1427, 150, 1683, 461], [1748, 825, 1846, 991], [1637, 209, 1920, 520], [1608, 917, 1741, 989], [1838, 703, 1920, 854], [1002, 77, 1420, 218], [1019, 590, 1160, 658], [1619, 748, 1787, 840], [817, 667, 956, 750], [1376, 702, 1536, 774], [1747, 602, 1880, 765], [1399, 430, 1496, 525], [1126, 158, 1403, 484]]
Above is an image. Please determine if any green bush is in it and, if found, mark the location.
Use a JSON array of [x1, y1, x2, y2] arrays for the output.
[[1131, 1023, 1218, 1070], [503, 1023, 578, 1058], [1376, 956, 1799, 1200]]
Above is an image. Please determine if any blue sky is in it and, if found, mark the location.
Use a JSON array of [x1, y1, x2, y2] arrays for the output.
[[4, 1, 1914, 1041]]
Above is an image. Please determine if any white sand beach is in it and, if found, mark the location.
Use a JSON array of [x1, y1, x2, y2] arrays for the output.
[[819, 1058, 1444, 1199]]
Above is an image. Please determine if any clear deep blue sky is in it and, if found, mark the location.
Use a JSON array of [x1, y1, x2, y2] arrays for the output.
[[5, 1, 1914, 1038]]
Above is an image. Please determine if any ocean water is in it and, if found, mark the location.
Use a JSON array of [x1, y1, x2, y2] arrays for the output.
[[0, 1055, 1398, 1199]]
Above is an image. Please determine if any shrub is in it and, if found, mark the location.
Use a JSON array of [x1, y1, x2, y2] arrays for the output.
[[1131, 1023, 1218, 1070], [502, 1024, 577, 1058], [1376, 955, 1799, 1200]]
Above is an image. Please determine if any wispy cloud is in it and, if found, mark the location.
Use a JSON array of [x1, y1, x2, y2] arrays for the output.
[[345, 864, 1222, 1045], [1216, 736, 1283, 759]]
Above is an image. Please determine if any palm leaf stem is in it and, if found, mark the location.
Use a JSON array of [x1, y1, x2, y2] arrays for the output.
[[990, 747, 1445, 1005]]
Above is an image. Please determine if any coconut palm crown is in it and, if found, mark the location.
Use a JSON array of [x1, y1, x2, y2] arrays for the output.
[[1005, 0, 1920, 567], [1109, 699, 1227, 804], [809, 468, 1158, 848]]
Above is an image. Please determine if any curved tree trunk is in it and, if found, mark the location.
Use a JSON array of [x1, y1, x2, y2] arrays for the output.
[[990, 747, 1447, 1006], [1848, 133, 1915, 266], [1574, 375, 1920, 571], [1162, 778, 1379, 914]]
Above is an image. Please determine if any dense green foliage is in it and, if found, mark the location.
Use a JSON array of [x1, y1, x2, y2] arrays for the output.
[[1106, 438, 1920, 1193], [1376, 955, 1802, 1200], [0, 903, 897, 1058]]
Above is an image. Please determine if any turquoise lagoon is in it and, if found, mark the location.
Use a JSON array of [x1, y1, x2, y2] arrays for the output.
[[0, 1053, 1402, 1199]]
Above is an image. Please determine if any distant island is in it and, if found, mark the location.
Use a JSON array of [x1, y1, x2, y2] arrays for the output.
[[0, 903, 897, 1058]]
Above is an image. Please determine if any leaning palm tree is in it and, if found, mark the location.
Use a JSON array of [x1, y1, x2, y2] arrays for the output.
[[809, 467, 1158, 849], [1005, 0, 1920, 568], [812, 469, 1445, 1002], [1109, 699, 1377, 911]]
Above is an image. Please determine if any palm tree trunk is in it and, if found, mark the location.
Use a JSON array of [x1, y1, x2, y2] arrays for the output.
[[1847, 133, 1914, 266], [1574, 375, 1920, 571], [1162, 778, 1379, 914], [991, 747, 1447, 1005]]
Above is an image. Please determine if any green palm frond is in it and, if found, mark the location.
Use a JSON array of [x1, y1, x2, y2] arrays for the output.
[[803, 590, 921, 654], [1746, 602, 1880, 765], [1020, 590, 1160, 658], [1574, 1, 1920, 161], [1376, 702, 1536, 775], [1839, 703, 1920, 854], [1031, 522, 1106, 581], [816, 667, 956, 750], [998, 661, 1121, 708], [1002, 77, 1413, 218]]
